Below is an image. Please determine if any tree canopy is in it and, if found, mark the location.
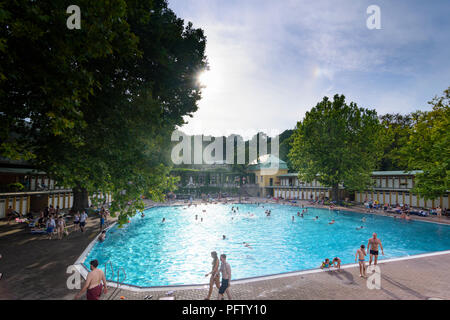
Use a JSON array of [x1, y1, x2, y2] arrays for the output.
[[0, 0, 207, 224], [288, 94, 384, 201], [378, 113, 419, 171], [404, 87, 450, 201]]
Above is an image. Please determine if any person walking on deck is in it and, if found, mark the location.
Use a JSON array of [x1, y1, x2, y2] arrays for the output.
[[75, 259, 108, 300], [217, 254, 232, 300]]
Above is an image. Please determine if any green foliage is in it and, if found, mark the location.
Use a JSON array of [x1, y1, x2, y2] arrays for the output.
[[288, 94, 384, 200], [0, 0, 207, 225], [404, 88, 450, 200], [378, 113, 418, 171], [279, 129, 294, 170], [7, 182, 24, 191]]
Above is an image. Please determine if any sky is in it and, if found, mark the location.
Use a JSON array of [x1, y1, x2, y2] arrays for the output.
[[169, 0, 450, 138]]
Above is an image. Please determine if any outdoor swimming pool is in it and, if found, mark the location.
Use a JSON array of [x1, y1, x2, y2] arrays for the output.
[[83, 203, 450, 287]]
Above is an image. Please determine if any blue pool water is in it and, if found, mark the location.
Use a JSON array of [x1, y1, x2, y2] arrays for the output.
[[84, 203, 450, 287]]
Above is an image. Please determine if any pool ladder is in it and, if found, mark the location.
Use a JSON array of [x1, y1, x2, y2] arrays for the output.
[[104, 261, 127, 300]]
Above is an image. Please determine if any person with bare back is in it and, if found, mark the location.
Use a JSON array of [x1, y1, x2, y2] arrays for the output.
[[74, 259, 108, 300]]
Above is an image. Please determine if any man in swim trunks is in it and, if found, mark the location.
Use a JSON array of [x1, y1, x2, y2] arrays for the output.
[[217, 254, 232, 300], [75, 259, 108, 300], [367, 233, 384, 266]]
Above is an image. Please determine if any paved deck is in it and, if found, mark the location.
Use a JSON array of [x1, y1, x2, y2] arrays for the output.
[[102, 253, 450, 300], [0, 200, 449, 300]]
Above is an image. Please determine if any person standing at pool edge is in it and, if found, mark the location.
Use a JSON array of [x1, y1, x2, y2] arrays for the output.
[[75, 259, 108, 300], [355, 245, 367, 277], [367, 233, 384, 266], [204, 251, 220, 300], [217, 254, 232, 300]]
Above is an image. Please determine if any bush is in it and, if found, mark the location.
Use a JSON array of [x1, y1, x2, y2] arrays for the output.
[[8, 182, 24, 192]]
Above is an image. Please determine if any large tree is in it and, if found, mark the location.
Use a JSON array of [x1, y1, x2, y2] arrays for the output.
[[289, 94, 384, 201], [0, 0, 207, 224], [404, 88, 450, 201]]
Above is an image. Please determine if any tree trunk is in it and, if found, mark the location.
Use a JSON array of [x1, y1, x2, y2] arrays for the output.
[[72, 186, 89, 213], [332, 183, 340, 202]]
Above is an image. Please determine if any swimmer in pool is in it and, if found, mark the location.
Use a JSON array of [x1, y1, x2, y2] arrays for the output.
[[243, 242, 253, 249], [356, 226, 364, 230], [314, 216, 319, 220], [161, 218, 165, 223], [222, 235, 226, 240], [320, 258, 331, 269], [329, 219, 335, 225], [292, 216, 295, 222]]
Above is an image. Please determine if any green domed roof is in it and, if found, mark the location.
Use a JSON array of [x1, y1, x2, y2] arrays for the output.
[[248, 154, 288, 171]]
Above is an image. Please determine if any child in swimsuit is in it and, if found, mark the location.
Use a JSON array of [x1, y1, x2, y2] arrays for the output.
[[355, 245, 367, 277], [320, 258, 331, 269]]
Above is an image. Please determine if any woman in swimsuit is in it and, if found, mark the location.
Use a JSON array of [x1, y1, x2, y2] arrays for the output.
[[56, 216, 67, 240], [204, 251, 220, 300]]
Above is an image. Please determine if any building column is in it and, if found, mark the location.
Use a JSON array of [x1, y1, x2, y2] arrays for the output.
[[19, 196, 23, 215], [4, 197, 8, 216]]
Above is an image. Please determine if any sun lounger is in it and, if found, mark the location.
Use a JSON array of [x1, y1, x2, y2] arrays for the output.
[[30, 229, 48, 234]]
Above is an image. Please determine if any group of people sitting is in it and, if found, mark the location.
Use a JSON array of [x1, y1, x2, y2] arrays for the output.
[[29, 205, 69, 239], [365, 200, 446, 219], [320, 257, 341, 270]]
